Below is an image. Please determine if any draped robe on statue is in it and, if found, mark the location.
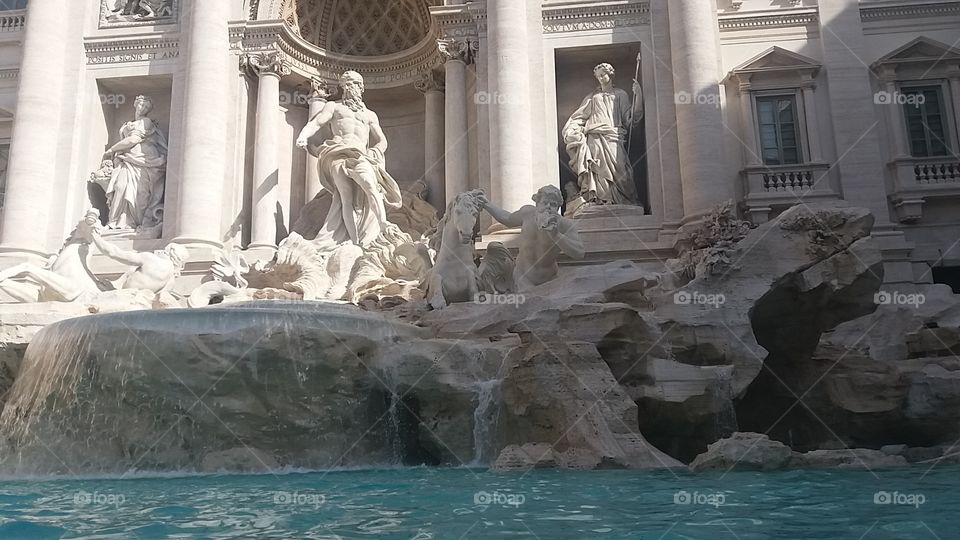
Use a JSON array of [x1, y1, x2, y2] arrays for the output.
[[308, 137, 404, 253], [106, 117, 167, 230], [563, 88, 637, 205]]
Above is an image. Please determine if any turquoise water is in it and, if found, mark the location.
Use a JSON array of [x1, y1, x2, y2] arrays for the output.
[[0, 466, 955, 539]]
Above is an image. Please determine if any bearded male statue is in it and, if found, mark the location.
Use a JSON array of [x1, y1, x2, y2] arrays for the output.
[[296, 71, 404, 253]]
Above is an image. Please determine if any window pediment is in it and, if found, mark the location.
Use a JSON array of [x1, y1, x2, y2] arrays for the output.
[[727, 46, 821, 89]]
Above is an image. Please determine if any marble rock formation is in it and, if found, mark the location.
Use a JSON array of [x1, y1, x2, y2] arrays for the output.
[[494, 341, 683, 471], [690, 432, 908, 471], [737, 282, 960, 453], [419, 202, 885, 464], [689, 432, 794, 471]]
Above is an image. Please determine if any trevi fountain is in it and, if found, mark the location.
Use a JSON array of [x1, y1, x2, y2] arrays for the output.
[[0, 0, 956, 538]]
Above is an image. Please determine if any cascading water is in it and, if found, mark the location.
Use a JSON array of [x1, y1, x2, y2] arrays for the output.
[[713, 370, 739, 438], [0, 301, 439, 475], [470, 379, 500, 466]]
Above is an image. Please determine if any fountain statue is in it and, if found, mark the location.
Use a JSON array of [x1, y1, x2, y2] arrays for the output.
[[95, 95, 168, 238], [562, 62, 644, 212], [481, 185, 585, 290]]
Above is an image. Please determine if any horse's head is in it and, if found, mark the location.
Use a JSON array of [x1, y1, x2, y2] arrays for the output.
[[445, 191, 483, 245]]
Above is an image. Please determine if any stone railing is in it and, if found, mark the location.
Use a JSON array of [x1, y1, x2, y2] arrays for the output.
[[913, 160, 960, 184], [742, 162, 837, 224], [890, 157, 960, 223], [0, 10, 25, 33]]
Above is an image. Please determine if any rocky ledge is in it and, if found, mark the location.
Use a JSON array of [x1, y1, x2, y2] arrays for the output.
[[1, 203, 958, 474]]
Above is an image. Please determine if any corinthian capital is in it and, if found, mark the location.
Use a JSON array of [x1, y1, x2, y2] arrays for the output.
[[438, 38, 475, 64], [415, 71, 445, 93], [243, 51, 291, 78]]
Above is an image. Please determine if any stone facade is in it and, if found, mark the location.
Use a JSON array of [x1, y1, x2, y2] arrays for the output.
[[0, 0, 957, 294]]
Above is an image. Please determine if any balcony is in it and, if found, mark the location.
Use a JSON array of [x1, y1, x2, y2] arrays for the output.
[[889, 157, 960, 223], [742, 162, 837, 224]]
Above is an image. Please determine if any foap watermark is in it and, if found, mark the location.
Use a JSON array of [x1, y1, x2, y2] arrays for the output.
[[474, 490, 525, 508], [874, 290, 925, 308], [279, 90, 311, 107], [874, 491, 926, 508], [474, 292, 525, 307], [99, 93, 128, 109], [674, 490, 726, 508], [273, 491, 326, 508], [474, 91, 522, 107], [674, 290, 726, 308], [874, 91, 925, 106], [675, 91, 721, 109], [73, 490, 126, 508]]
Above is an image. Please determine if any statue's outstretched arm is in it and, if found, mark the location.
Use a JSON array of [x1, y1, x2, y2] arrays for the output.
[[481, 198, 525, 229], [91, 232, 144, 267]]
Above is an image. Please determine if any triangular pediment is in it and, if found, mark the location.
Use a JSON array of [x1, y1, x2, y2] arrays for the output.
[[731, 46, 821, 75], [874, 37, 960, 67]]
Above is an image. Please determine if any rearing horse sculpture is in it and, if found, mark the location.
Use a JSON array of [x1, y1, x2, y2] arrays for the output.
[[421, 190, 485, 309]]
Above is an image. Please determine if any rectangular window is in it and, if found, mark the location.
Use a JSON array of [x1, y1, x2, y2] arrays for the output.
[[902, 85, 949, 158], [0, 1, 27, 10], [756, 95, 801, 166]]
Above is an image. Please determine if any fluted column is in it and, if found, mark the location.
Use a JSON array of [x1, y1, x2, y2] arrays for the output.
[[416, 72, 446, 211], [245, 51, 289, 250], [305, 78, 332, 203], [174, 0, 231, 246], [439, 38, 472, 206], [668, 0, 734, 223], [487, 0, 534, 215], [0, 0, 69, 256]]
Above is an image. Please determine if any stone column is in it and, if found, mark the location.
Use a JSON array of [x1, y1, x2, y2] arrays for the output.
[[0, 0, 68, 256], [415, 72, 446, 211], [487, 0, 534, 215], [800, 78, 824, 162], [305, 78, 332, 203], [246, 51, 290, 250], [878, 69, 909, 160], [174, 0, 231, 246], [737, 80, 760, 166], [473, 36, 493, 229], [439, 38, 472, 206], [668, 0, 734, 223]]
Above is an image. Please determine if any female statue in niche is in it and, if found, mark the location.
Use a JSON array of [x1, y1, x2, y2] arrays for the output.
[[101, 95, 168, 236], [562, 62, 644, 209]]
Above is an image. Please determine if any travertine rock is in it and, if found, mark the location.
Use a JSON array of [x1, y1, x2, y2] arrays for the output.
[[690, 432, 793, 471], [739, 283, 960, 452], [493, 341, 683, 471], [790, 449, 907, 469]]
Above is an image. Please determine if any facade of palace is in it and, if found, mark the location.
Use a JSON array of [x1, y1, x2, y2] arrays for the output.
[[0, 0, 958, 291]]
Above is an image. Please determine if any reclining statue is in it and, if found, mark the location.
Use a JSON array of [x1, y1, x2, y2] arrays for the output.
[[0, 210, 106, 303]]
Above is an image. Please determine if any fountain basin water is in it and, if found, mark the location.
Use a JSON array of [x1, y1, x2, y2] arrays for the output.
[[0, 301, 505, 475]]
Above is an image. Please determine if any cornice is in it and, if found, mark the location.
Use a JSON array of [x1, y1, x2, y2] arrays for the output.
[[719, 9, 818, 31], [860, 2, 960, 22], [542, 1, 649, 33]]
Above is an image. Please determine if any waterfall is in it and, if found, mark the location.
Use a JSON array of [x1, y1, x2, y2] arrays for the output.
[[470, 380, 500, 466], [713, 371, 739, 438]]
